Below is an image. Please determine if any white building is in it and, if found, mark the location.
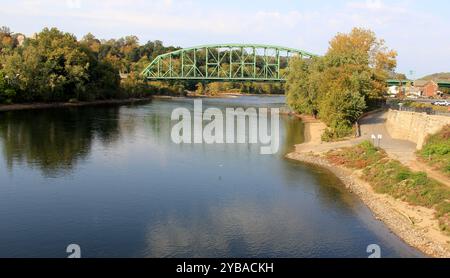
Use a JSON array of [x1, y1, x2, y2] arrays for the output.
[[387, 86, 399, 97]]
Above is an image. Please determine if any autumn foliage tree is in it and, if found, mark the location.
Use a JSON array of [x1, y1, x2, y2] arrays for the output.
[[0, 27, 181, 103], [286, 28, 397, 140]]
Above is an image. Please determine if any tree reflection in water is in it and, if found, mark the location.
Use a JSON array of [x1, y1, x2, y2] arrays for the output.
[[0, 106, 122, 177]]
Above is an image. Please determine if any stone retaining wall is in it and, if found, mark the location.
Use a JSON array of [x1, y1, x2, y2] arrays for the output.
[[386, 109, 450, 149]]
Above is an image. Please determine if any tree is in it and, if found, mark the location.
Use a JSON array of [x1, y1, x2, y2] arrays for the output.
[[195, 82, 204, 95], [326, 28, 397, 102], [1, 28, 90, 101], [0, 26, 11, 37], [0, 71, 16, 103], [0, 26, 16, 53], [121, 36, 140, 65], [1, 28, 120, 102], [319, 89, 366, 139], [0, 27, 207, 102], [206, 82, 223, 95], [286, 28, 397, 140], [286, 57, 321, 116], [81, 33, 101, 53]]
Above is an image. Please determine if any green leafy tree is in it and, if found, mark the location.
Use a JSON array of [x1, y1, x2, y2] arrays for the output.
[[195, 82, 205, 95], [326, 28, 397, 102], [286, 28, 397, 140], [319, 89, 366, 139], [0, 71, 16, 103], [286, 57, 321, 116], [2, 28, 92, 101], [1, 28, 121, 102]]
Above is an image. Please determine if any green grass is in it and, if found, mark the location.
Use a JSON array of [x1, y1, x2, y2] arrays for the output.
[[327, 141, 450, 235], [418, 125, 450, 177], [326, 140, 385, 168]]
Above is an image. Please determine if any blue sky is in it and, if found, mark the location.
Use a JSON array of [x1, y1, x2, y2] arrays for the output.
[[1, 0, 449, 77]]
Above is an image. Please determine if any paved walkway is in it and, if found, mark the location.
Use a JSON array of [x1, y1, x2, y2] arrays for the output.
[[360, 111, 449, 186], [359, 111, 417, 165], [294, 111, 449, 186]]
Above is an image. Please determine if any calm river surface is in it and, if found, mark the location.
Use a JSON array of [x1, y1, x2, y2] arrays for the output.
[[0, 96, 423, 258]]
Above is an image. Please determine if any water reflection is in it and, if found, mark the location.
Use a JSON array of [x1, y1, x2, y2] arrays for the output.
[[0, 99, 299, 177], [0, 107, 121, 176], [0, 97, 425, 258], [280, 115, 305, 154], [144, 200, 308, 258]]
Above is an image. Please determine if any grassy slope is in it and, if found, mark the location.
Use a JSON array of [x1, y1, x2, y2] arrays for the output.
[[418, 125, 450, 177], [326, 141, 450, 235]]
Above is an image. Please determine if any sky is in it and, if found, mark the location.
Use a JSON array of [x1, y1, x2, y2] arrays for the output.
[[1, 0, 449, 77]]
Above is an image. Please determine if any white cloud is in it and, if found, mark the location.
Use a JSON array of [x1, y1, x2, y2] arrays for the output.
[[348, 0, 387, 11], [0, 0, 449, 76]]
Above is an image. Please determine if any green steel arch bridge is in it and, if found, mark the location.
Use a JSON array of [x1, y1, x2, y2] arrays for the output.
[[141, 44, 316, 82], [387, 79, 450, 89]]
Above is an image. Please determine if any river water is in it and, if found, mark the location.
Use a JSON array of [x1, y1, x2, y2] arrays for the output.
[[0, 96, 423, 258]]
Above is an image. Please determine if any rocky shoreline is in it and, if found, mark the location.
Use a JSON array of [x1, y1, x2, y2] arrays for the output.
[[286, 152, 450, 258]]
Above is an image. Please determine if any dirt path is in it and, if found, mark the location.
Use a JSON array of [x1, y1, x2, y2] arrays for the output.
[[359, 111, 449, 186]]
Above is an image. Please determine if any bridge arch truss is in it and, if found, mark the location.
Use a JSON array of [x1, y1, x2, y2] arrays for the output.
[[142, 44, 315, 82]]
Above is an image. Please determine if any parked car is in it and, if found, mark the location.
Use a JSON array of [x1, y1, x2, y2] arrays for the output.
[[432, 100, 450, 106]]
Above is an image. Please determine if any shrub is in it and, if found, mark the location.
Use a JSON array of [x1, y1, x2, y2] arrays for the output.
[[321, 124, 354, 142]]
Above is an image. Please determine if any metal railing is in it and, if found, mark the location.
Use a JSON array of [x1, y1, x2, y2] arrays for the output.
[[385, 102, 450, 117]]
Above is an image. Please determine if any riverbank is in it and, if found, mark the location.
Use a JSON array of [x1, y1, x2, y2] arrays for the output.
[[0, 95, 420, 257], [0, 93, 287, 112], [0, 97, 154, 112], [186, 92, 284, 98], [287, 114, 450, 258], [287, 152, 450, 258]]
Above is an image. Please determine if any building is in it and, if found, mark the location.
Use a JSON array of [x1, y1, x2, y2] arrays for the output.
[[15, 34, 25, 47], [414, 80, 439, 98], [407, 86, 422, 97], [387, 85, 399, 97]]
